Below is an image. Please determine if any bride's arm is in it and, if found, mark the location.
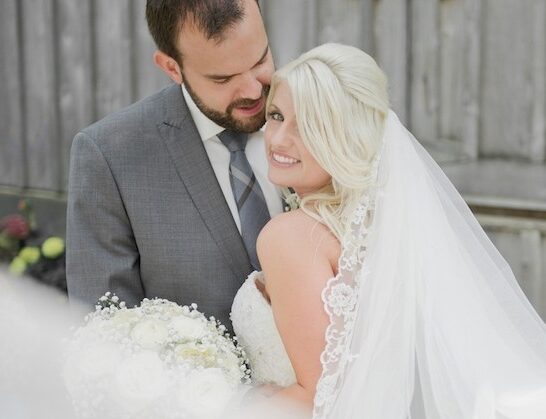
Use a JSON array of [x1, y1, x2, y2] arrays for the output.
[[256, 210, 339, 411]]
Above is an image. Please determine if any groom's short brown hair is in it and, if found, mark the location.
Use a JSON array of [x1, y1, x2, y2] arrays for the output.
[[146, 0, 260, 63]]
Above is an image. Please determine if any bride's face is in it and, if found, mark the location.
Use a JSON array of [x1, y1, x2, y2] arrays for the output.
[[264, 81, 331, 196]]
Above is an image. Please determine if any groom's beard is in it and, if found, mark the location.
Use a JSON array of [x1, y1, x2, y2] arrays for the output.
[[182, 73, 269, 134]]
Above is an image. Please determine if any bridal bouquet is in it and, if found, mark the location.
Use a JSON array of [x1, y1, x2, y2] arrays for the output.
[[63, 293, 251, 419]]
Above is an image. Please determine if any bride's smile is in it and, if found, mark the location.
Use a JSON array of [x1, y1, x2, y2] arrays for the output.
[[270, 152, 300, 165]]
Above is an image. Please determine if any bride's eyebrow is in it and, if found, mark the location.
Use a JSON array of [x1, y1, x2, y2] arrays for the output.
[[268, 103, 281, 113]]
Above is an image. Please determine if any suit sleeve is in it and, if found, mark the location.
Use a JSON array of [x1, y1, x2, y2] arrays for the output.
[[66, 131, 144, 307]]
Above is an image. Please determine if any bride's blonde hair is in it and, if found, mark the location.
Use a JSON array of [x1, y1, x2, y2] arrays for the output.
[[267, 43, 389, 241]]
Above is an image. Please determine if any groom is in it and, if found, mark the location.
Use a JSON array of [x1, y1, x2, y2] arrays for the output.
[[66, 0, 283, 327]]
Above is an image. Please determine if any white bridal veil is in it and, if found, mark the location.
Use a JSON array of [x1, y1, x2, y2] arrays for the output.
[[314, 111, 546, 419]]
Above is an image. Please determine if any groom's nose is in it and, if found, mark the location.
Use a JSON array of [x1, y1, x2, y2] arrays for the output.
[[237, 72, 263, 101]]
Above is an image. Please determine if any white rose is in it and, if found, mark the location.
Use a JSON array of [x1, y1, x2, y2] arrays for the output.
[[173, 342, 218, 367], [130, 319, 169, 350], [112, 308, 140, 326], [169, 315, 208, 341], [177, 368, 236, 419], [113, 351, 169, 408]]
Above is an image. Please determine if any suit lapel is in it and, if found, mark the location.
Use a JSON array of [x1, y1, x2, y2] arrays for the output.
[[157, 85, 252, 280]]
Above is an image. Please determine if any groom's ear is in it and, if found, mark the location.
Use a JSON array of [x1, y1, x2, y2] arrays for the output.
[[153, 50, 183, 85]]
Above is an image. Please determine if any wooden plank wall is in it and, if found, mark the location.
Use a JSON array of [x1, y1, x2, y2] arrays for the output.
[[2, 0, 544, 194], [57, 0, 93, 190], [22, 0, 59, 192], [265, 0, 545, 161], [0, 0, 24, 189], [0, 0, 170, 194]]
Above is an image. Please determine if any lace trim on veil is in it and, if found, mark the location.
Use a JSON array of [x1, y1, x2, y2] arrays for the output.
[[313, 110, 546, 419], [313, 156, 381, 418]]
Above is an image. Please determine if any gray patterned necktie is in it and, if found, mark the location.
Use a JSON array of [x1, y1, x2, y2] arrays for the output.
[[219, 130, 270, 270]]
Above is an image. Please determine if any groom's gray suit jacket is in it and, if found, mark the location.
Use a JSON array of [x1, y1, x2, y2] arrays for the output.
[[67, 84, 263, 327]]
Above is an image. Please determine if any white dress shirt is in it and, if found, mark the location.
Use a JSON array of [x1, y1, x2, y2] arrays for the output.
[[181, 86, 283, 233]]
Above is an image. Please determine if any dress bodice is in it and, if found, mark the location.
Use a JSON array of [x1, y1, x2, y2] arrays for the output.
[[230, 271, 297, 387]]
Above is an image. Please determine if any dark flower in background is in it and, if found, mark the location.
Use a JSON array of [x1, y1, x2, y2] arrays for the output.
[[0, 214, 30, 240], [0, 211, 30, 262]]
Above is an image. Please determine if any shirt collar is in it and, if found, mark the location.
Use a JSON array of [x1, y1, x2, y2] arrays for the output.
[[181, 84, 224, 142]]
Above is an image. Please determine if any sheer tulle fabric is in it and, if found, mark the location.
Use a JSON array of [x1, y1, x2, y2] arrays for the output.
[[314, 111, 546, 419]]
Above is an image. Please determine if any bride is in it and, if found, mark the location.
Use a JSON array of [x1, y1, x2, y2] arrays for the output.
[[230, 43, 546, 418]]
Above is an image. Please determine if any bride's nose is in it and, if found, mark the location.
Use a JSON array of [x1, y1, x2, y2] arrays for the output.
[[265, 123, 292, 150]]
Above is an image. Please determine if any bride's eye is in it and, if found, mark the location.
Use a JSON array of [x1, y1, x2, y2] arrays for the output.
[[267, 111, 284, 122]]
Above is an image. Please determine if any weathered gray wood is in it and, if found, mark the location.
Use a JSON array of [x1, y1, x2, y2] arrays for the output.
[[481, 0, 536, 160], [410, 0, 440, 142], [21, 0, 59, 191], [0, 0, 544, 194], [530, 0, 546, 162], [265, 0, 317, 67], [57, 0, 94, 190], [94, 0, 133, 118], [439, 2, 464, 145], [439, 0, 482, 159], [304, 0, 318, 55], [316, 0, 374, 51], [442, 160, 546, 208], [359, 0, 375, 56], [0, 0, 24, 188], [133, 0, 171, 100], [461, 0, 482, 160], [374, 0, 408, 124]]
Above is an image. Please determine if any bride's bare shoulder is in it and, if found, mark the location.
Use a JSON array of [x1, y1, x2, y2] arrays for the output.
[[258, 209, 330, 246], [257, 209, 340, 274]]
